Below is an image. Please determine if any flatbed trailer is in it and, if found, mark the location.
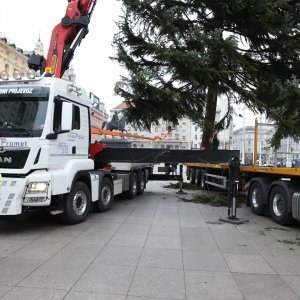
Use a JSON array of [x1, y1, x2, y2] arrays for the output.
[[187, 120, 300, 226]]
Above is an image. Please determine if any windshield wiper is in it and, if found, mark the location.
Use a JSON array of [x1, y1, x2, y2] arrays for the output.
[[13, 128, 33, 137]]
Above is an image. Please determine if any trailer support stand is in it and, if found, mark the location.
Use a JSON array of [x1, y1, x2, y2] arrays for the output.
[[219, 156, 249, 225], [176, 164, 187, 195]]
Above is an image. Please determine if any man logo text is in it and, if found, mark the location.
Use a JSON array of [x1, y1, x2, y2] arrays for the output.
[[0, 157, 12, 164]]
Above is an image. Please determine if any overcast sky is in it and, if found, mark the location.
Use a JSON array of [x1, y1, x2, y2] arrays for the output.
[[0, 0, 124, 110]]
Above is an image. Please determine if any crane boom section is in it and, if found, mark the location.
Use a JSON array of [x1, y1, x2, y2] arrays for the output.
[[45, 0, 97, 78]]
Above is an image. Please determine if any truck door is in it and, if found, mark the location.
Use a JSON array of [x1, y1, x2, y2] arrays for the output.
[[49, 97, 89, 169]]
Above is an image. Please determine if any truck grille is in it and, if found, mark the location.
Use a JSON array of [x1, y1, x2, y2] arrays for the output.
[[0, 149, 30, 169]]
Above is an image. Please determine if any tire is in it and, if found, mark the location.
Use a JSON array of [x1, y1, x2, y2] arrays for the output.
[[61, 181, 91, 224], [93, 177, 114, 212], [137, 171, 146, 195], [269, 186, 294, 225], [249, 182, 265, 215], [126, 172, 138, 199]]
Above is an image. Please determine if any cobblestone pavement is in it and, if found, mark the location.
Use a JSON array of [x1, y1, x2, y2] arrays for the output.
[[0, 181, 300, 300]]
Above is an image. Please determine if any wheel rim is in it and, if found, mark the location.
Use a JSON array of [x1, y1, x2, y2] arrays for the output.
[[251, 187, 261, 208], [101, 185, 111, 205], [73, 191, 87, 215], [132, 177, 137, 193], [273, 193, 284, 217]]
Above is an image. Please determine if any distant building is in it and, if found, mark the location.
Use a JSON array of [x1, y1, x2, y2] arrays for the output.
[[106, 102, 192, 149], [89, 92, 108, 130], [0, 32, 29, 76]]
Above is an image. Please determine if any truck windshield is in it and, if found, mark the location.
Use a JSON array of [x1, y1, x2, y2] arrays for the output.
[[0, 97, 48, 137]]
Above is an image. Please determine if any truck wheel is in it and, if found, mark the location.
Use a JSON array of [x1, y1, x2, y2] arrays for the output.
[[61, 181, 91, 224], [269, 186, 294, 225], [137, 171, 146, 195], [127, 172, 138, 199], [93, 177, 114, 212], [249, 182, 265, 215]]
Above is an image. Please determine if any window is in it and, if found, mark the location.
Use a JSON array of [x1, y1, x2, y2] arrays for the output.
[[195, 126, 198, 131], [72, 105, 80, 129], [53, 101, 62, 131], [182, 136, 186, 141], [195, 135, 197, 140]]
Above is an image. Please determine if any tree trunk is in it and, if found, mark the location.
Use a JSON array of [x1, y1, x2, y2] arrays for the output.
[[200, 85, 218, 149]]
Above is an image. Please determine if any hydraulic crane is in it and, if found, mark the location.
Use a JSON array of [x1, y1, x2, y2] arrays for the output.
[[28, 0, 97, 78]]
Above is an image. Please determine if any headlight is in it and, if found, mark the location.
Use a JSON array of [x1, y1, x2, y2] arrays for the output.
[[26, 182, 48, 193]]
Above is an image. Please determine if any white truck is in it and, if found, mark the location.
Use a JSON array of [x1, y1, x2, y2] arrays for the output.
[[0, 73, 153, 224]]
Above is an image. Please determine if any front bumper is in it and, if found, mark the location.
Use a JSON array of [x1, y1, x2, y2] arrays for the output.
[[0, 177, 27, 215]]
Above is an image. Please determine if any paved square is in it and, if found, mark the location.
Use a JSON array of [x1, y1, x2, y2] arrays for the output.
[[0, 181, 299, 299]]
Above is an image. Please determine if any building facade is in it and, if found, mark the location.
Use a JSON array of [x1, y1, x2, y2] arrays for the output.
[[0, 33, 29, 76]]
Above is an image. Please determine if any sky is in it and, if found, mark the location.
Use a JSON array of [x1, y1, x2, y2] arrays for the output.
[[0, 0, 258, 128], [0, 0, 124, 110]]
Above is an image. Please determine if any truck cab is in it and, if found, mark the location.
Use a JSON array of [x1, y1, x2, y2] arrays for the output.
[[0, 72, 95, 220]]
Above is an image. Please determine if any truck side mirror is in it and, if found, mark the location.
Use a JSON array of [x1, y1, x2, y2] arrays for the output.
[[61, 102, 73, 131]]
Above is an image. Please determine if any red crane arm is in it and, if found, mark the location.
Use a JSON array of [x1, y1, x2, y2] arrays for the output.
[[28, 0, 97, 78], [46, 0, 97, 78]]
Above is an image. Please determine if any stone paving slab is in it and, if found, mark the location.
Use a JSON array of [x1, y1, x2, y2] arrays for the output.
[[233, 273, 298, 300], [0, 181, 300, 299], [1, 287, 67, 300], [128, 267, 186, 299]]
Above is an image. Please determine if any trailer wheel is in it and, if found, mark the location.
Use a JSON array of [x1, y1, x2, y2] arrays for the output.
[[137, 171, 146, 195], [61, 181, 91, 224], [127, 172, 138, 199], [93, 177, 114, 212], [269, 186, 294, 225], [249, 182, 265, 215]]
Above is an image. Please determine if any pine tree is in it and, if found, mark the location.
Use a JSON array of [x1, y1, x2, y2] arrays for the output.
[[113, 0, 300, 148]]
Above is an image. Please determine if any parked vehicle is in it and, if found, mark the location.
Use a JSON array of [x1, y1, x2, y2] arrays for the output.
[[187, 119, 300, 226]]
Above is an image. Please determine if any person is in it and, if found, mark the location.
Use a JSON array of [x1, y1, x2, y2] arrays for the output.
[[212, 132, 220, 150]]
